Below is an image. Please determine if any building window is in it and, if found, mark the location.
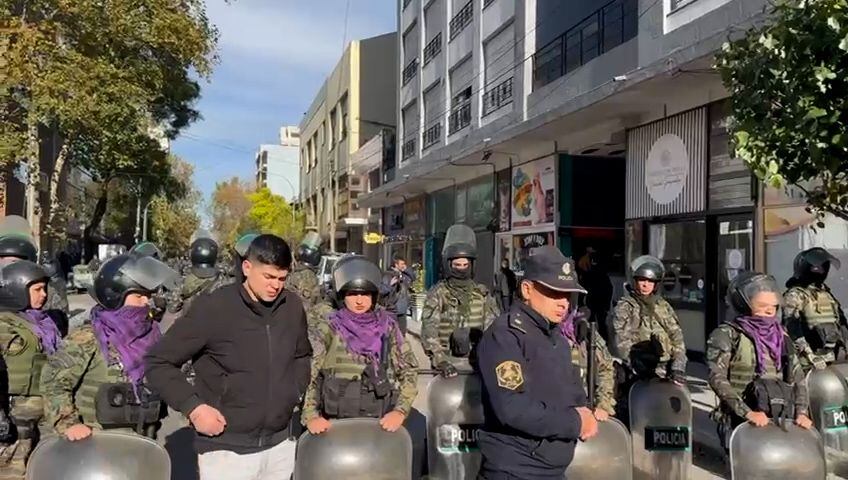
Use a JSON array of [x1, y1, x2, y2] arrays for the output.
[[423, 33, 442, 66], [402, 58, 419, 86], [402, 136, 416, 160], [448, 86, 472, 134], [422, 123, 442, 149], [482, 76, 513, 116], [329, 108, 337, 148], [449, 0, 473, 41], [340, 95, 349, 141], [533, 0, 638, 90]]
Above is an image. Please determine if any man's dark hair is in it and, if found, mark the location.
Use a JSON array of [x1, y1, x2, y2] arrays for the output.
[[245, 234, 292, 270], [393, 254, 406, 264]]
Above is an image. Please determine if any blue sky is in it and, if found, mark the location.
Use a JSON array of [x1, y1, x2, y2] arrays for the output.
[[171, 0, 397, 206]]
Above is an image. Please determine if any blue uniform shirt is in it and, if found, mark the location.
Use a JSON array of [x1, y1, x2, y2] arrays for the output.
[[476, 301, 587, 479]]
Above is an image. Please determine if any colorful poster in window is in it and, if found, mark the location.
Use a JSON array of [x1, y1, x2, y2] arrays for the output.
[[512, 231, 555, 275], [497, 168, 512, 232], [511, 157, 556, 229]]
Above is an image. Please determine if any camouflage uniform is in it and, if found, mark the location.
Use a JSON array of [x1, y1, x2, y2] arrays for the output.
[[287, 266, 321, 310], [168, 272, 228, 315], [566, 330, 617, 415], [783, 285, 846, 370], [41, 325, 153, 436], [420, 280, 500, 368], [301, 309, 419, 423], [0, 312, 50, 480], [613, 290, 687, 378], [706, 323, 808, 446]]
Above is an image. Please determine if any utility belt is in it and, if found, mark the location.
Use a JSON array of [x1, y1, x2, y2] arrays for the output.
[[95, 383, 163, 434]]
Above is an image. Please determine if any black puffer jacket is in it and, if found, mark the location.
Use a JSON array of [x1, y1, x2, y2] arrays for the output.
[[146, 283, 312, 454]]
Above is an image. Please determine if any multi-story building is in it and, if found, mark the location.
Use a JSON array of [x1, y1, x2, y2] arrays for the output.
[[299, 32, 397, 253], [358, 0, 844, 359], [256, 126, 300, 201]]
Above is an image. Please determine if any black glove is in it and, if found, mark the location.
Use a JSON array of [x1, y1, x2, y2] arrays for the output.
[[0, 410, 13, 444], [670, 369, 687, 386], [436, 361, 459, 378]]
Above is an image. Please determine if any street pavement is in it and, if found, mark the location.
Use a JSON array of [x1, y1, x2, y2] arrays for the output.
[[65, 293, 848, 479]]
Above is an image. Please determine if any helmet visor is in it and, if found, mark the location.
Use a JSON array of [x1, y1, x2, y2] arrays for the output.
[[630, 255, 665, 279], [443, 224, 477, 256], [120, 255, 179, 292], [332, 256, 381, 294], [234, 233, 260, 257], [803, 248, 841, 271]]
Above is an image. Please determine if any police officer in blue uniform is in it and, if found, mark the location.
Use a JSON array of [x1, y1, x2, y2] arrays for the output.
[[476, 246, 599, 480]]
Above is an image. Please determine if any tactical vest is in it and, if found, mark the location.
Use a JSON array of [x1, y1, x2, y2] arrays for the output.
[[318, 325, 399, 419], [436, 284, 487, 352], [0, 312, 47, 397], [803, 287, 841, 327], [632, 296, 673, 363], [726, 326, 781, 398], [76, 345, 129, 429]]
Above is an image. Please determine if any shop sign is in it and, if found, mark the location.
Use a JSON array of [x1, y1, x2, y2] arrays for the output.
[[511, 231, 555, 274], [511, 157, 556, 229], [364, 232, 384, 244], [645, 134, 690, 205]]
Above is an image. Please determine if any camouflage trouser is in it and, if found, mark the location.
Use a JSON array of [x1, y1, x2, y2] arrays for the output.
[[0, 438, 32, 480]]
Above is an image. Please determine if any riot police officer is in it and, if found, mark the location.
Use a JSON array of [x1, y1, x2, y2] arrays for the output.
[[170, 230, 226, 314], [302, 255, 418, 435], [0, 261, 56, 479], [783, 247, 847, 371], [476, 246, 597, 479], [613, 255, 687, 384], [707, 271, 812, 450], [41, 254, 178, 440], [287, 231, 322, 310], [421, 224, 500, 377], [560, 306, 617, 421]]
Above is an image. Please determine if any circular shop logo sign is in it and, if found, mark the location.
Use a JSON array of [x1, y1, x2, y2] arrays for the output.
[[645, 133, 690, 205]]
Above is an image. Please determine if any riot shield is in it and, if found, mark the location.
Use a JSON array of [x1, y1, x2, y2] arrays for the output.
[[442, 224, 477, 259], [807, 362, 848, 452], [294, 418, 412, 480], [426, 372, 485, 479], [26, 431, 170, 480], [629, 378, 692, 480], [565, 417, 633, 480], [729, 423, 825, 479]]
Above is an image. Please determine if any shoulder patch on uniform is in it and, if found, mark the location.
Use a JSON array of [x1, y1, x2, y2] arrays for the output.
[[508, 315, 527, 334], [496, 360, 524, 390]]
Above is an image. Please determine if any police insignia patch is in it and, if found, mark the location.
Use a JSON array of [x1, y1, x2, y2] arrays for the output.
[[562, 262, 572, 276], [496, 360, 524, 390]]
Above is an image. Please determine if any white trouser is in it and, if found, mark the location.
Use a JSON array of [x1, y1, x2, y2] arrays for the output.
[[198, 438, 296, 480]]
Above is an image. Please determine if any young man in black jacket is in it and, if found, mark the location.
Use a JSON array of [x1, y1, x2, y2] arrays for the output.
[[146, 234, 312, 480]]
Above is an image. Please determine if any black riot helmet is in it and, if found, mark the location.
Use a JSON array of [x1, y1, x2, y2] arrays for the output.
[[129, 241, 163, 260], [331, 255, 382, 305], [92, 254, 179, 310], [0, 215, 37, 262], [190, 231, 219, 279], [295, 232, 322, 268], [792, 247, 841, 286], [39, 252, 58, 278], [630, 255, 665, 282], [726, 271, 781, 316], [0, 260, 49, 311], [442, 224, 477, 261]]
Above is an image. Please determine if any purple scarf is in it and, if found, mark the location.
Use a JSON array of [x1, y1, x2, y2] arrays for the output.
[[328, 308, 402, 370], [734, 315, 784, 375], [91, 305, 160, 387], [560, 309, 578, 345], [23, 309, 61, 355]]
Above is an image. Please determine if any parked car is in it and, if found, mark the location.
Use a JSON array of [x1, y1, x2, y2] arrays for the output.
[[69, 264, 94, 293]]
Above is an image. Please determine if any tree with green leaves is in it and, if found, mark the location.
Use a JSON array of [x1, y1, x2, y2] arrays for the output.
[[0, 0, 218, 249], [210, 177, 255, 250], [716, 0, 848, 222], [244, 187, 305, 247], [149, 156, 201, 258]]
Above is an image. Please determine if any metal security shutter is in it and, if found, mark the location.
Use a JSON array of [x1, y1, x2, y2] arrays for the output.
[[484, 23, 515, 86], [626, 107, 708, 219]]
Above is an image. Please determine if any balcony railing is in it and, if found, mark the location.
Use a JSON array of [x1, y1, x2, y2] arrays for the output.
[[449, 1, 473, 41], [448, 102, 472, 134], [402, 57, 419, 86], [401, 136, 417, 160], [533, 0, 637, 90], [403, 0, 413, 10], [482, 76, 514, 117], [484, 0, 496, 8], [423, 33, 442, 66], [422, 122, 442, 149]]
